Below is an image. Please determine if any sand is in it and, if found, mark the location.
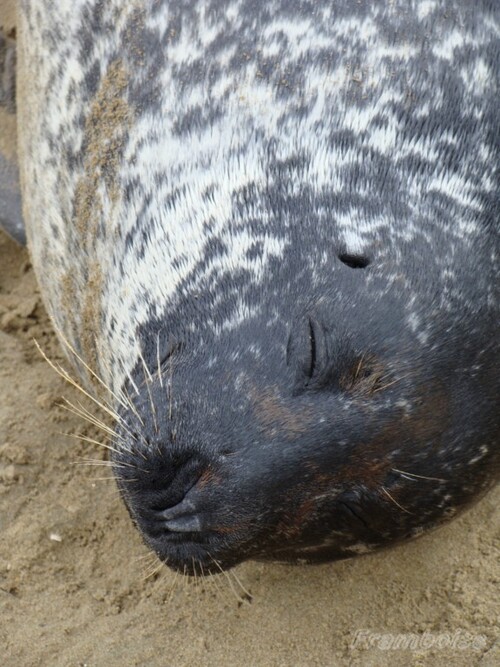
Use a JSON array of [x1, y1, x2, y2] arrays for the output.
[[0, 2, 499, 666]]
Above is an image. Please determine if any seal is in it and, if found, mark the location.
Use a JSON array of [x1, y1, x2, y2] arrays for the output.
[[9, 0, 500, 575]]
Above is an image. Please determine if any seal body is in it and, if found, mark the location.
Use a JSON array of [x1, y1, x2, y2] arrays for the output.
[[17, 1, 499, 574]]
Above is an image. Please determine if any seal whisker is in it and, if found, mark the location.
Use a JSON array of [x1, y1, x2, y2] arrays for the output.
[[63, 396, 147, 453], [191, 557, 199, 591], [125, 369, 140, 397], [71, 459, 116, 468], [141, 557, 164, 581], [108, 388, 152, 461], [194, 561, 205, 592], [95, 350, 144, 423], [380, 486, 413, 514], [121, 386, 146, 428], [138, 349, 159, 436], [146, 567, 171, 597], [168, 362, 175, 448], [135, 551, 159, 563], [371, 373, 411, 394], [138, 348, 154, 385], [391, 468, 447, 483], [222, 572, 247, 604], [210, 557, 247, 603], [62, 431, 129, 457], [140, 377, 162, 458], [140, 551, 163, 577], [134, 355, 164, 455], [70, 401, 126, 441], [50, 321, 129, 412], [90, 476, 137, 483], [199, 561, 230, 604], [146, 378, 159, 437], [165, 568, 180, 605], [207, 571, 234, 605], [204, 568, 223, 596], [34, 339, 123, 424], [74, 459, 135, 471], [227, 568, 252, 602], [73, 456, 130, 468], [156, 331, 164, 389], [60, 399, 123, 442], [92, 355, 151, 453]]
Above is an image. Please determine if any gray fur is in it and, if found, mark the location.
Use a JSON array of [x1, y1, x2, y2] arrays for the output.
[[18, 0, 499, 392]]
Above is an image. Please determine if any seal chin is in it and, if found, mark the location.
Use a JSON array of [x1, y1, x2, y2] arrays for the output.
[[144, 535, 237, 577]]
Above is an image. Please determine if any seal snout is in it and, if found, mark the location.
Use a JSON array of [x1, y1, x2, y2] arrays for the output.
[[113, 416, 237, 573], [114, 447, 222, 571]]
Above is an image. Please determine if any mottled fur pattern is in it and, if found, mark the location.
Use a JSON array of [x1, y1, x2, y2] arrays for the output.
[[17, 1, 499, 573]]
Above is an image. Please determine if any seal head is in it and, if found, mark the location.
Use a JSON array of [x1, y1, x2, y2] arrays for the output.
[[112, 249, 499, 574], [16, 0, 499, 575]]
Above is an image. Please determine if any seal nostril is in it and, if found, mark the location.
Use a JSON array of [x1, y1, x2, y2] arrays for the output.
[[338, 253, 370, 269], [158, 497, 203, 533], [147, 458, 203, 512], [164, 515, 202, 533], [159, 497, 196, 521]]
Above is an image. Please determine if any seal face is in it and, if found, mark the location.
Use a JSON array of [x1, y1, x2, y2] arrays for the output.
[[17, 0, 499, 575]]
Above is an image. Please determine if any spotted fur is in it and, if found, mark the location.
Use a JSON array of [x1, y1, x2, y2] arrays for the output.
[[17, 1, 499, 573]]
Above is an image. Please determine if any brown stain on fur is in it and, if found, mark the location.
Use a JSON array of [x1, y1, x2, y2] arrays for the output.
[[196, 466, 222, 490], [62, 60, 133, 383], [276, 380, 451, 540], [74, 59, 132, 239], [278, 496, 318, 540], [81, 262, 103, 386], [252, 386, 315, 440], [337, 380, 451, 489]]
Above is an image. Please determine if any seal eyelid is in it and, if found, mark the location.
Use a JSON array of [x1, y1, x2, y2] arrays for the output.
[[286, 316, 323, 389], [307, 316, 317, 381]]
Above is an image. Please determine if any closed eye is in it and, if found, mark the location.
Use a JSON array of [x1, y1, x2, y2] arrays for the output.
[[306, 317, 317, 382], [286, 316, 326, 393]]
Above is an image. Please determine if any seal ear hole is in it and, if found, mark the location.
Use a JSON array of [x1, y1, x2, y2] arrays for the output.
[[338, 253, 370, 269]]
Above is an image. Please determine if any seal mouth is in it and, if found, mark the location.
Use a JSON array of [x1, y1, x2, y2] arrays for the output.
[[139, 506, 251, 576], [145, 535, 221, 576]]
